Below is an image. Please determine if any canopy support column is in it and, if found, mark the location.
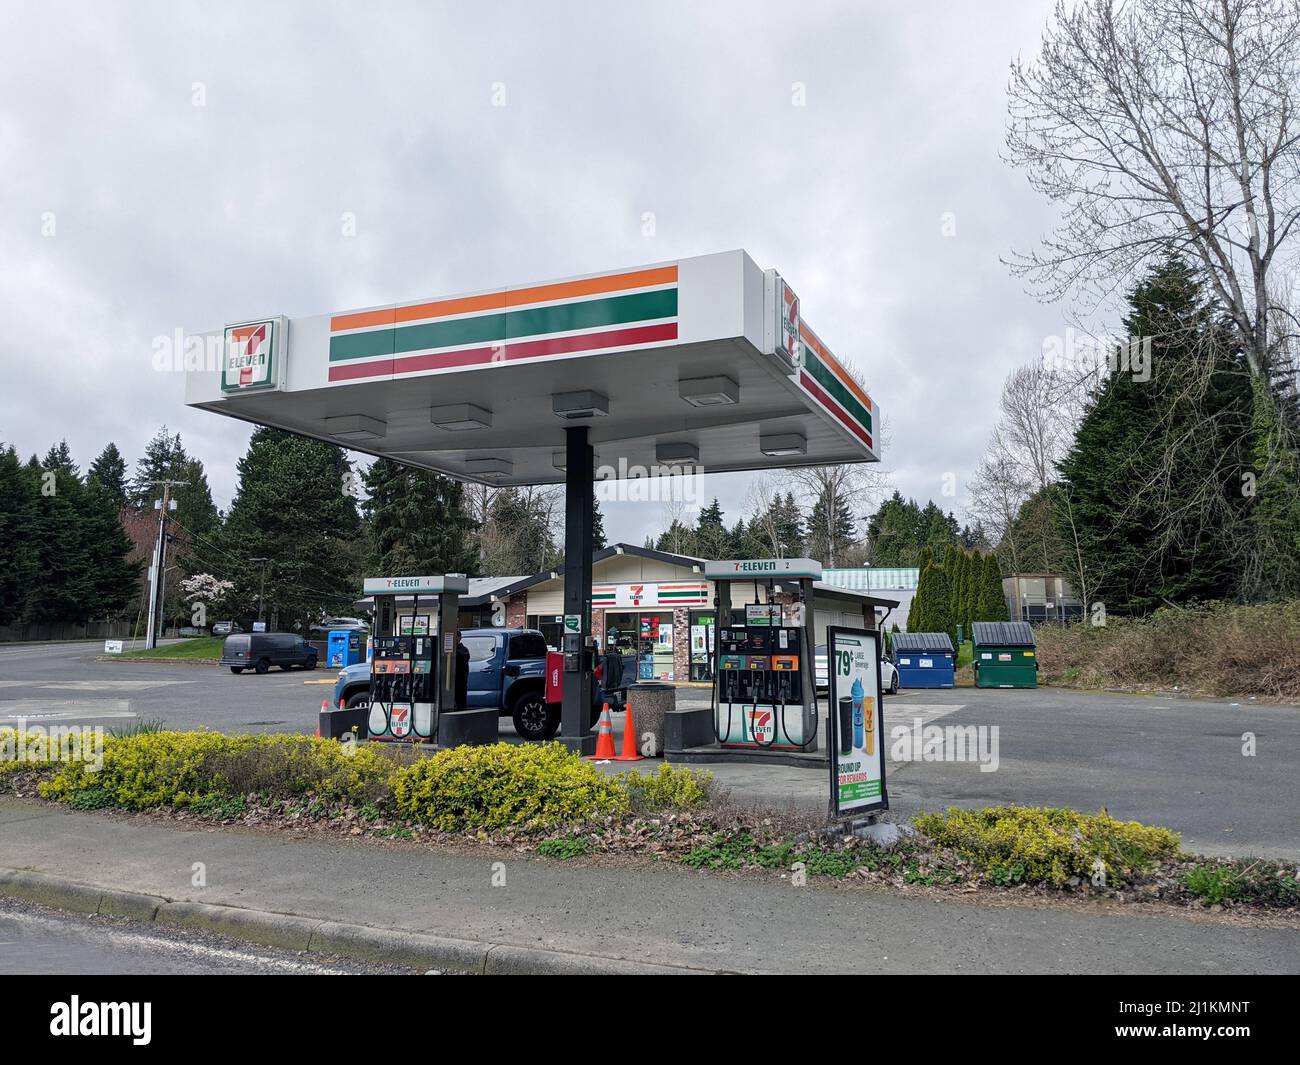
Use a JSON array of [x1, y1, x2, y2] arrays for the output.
[[559, 425, 597, 755]]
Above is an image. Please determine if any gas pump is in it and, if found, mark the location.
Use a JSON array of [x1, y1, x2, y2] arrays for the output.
[[703, 558, 822, 752], [361, 575, 467, 744]]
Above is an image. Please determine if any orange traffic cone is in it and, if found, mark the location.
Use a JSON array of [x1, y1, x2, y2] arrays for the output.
[[613, 700, 644, 762], [587, 703, 617, 760], [316, 699, 328, 739]]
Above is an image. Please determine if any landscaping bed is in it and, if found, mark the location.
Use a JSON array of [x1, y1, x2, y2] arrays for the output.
[[2, 726, 1296, 917]]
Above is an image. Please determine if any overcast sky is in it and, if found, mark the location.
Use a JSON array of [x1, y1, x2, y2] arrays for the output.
[[0, 0, 1077, 547]]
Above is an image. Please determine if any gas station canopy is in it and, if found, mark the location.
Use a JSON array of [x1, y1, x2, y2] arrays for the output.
[[185, 250, 879, 485]]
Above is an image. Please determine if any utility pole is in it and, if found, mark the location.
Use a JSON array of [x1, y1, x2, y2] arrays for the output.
[[249, 557, 270, 630], [145, 480, 187, 649]]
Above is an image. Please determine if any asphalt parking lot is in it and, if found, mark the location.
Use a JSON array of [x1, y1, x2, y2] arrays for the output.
[[2, 640, 1297, 859]]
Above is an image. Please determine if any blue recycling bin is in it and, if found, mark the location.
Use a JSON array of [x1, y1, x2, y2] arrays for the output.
[[893, 632, 956, 688], [327, 629, 363, 668]]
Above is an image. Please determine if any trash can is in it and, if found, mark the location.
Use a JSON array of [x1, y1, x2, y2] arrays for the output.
[[627, 681, 675, 756], [971, 621, 1037, 688], [327, 629, 364, 669], [892, 632, 956, 688]]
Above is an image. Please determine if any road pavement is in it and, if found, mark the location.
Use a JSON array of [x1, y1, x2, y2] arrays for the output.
[[1, 641, 1297, 858], [0, 896, 413, 974]]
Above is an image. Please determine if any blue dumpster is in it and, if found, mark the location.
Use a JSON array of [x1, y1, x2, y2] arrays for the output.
[[327, 629, 364, 668], [893, 632, 956, 688]]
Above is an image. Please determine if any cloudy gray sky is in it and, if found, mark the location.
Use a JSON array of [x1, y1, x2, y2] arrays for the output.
[[0, 0, 1076, 546]]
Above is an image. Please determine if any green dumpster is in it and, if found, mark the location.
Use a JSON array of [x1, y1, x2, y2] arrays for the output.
[[971, 621, 1037, 689]]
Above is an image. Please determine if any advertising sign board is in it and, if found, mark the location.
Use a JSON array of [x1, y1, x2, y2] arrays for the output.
[[827, 626, 888, 816]]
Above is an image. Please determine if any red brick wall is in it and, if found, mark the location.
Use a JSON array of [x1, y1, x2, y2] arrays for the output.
[[505, 594, 527, 628], [673, 607, 690, 681]]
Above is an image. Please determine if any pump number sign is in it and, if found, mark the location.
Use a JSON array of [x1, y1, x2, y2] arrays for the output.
[[827, 626, 887, 816]]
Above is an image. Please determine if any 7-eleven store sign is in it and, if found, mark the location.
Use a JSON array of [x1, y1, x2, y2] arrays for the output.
[[591, 582, 709, 610]]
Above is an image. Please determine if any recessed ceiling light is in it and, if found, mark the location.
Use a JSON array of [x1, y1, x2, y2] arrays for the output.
[[430, 403, 492, 431], [679, 375, 739, 407], [466, 456, 512, 479], [656, 441, 699, 464], [759, 432, 807, 458], [324, 414, 387, 440], [552, 390, 609, 419]]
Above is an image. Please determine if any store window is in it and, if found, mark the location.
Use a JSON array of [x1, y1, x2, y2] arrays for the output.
[[526, 614, 564, 651], [688, 610, 715, 682], [604, 611, 675, 681]]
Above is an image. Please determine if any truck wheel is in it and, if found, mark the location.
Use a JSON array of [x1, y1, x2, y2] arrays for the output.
[[512, 691, 559, 741], [344, 692, 370, 710], [305, 656, 317, 671], [254, 658, 270, 675], [229, 667, 243, 675]]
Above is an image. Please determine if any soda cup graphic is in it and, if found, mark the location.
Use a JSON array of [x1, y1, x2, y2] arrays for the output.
[[851, 677, 865, 749], [863, 695, 875, 755], [837, 697, 853, 754]]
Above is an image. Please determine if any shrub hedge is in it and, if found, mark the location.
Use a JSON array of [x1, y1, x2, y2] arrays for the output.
[[915, 804, 1181, 887], [35, 732, 709, 832], [392, 742, 629, 830]]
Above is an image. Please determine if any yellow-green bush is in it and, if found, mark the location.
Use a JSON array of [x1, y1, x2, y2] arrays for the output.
[[618, 763, 712, 811], [392, 742, 628, 831], [39, 731, 398, 809], [914, 805, 1180, 887]]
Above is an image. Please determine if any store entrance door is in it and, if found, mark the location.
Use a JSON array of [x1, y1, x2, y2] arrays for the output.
[[604, 611, 675, 681]]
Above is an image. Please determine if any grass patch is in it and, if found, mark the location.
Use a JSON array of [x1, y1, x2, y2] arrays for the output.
[[1183, 858, 1300, 908], [188, 794, 247, 820], [116, 636, 226, 661], [537, 836, 589, 860], [67, 787, 116, 810]]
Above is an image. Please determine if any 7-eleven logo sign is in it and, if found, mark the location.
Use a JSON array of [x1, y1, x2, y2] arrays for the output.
[[223, 318, 279, 392], [628, 584, 645, 606], [747, 708, 774, 743]]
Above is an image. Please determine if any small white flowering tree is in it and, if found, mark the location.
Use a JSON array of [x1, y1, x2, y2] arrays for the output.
[[180, 573, 235, 629]]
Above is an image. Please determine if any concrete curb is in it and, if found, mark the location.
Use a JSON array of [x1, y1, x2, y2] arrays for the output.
[[0, 866, 727, 974], [97, 656, 221, 666]]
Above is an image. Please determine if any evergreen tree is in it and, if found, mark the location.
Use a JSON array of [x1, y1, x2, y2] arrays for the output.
[[591, 493, 607, 551], [362, 457, 478, 576], [79, 478, 142, 617], [42, 439, 79, 477], [695, 499, 728, 559], [806, 484, 856, 565], [0, 446, 38, 625], [974, 553, 1010, 622], [221, 428, 361, 628], [1245, 374, 1300, 596], [23, 461, 94, 623], [87, 443, 129, 510], [1056, 258, 1253, 614], [911, 562, 953, 641]]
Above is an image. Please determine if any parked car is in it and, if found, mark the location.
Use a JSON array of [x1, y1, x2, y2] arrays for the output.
[[332, 627, 603, 741], [212, 621, 243, 636], [814, 643, 899, 695], [222, 632, 318, 674], [309, 616, 369, 636]]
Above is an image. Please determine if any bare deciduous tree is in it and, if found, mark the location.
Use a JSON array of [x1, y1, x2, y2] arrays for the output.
[[1006, 0, 1300, 378]]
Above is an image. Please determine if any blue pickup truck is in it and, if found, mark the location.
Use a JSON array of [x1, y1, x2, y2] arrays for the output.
[[331, 627, 603, 741]]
